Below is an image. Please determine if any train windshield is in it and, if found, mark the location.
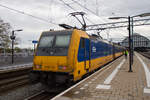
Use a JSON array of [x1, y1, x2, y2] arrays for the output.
[[55, 35, 70, 47], [38, 35, 71, 48], [36, 30, 72, 56], [38, 36, 54, 48]]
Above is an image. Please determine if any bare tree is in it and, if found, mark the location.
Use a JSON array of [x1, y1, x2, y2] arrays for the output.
[[0, 18, 11, 48]]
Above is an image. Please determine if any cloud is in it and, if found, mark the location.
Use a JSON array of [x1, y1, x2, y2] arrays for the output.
[[0, 0, 150, 48]]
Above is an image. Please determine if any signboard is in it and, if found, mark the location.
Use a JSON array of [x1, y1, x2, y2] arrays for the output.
[[32, 40, 38, 44]]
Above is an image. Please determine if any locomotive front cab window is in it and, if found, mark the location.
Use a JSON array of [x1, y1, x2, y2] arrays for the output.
[[36, 30, 73, 56], [38, 36, 54, 48], [55, 35, 70, 47]]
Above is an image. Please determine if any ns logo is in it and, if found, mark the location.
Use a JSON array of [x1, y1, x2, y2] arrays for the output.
[[92, 46, 96, 52]]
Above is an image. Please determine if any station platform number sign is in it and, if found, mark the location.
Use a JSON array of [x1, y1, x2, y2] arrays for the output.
[[32, 40, 38, 44]]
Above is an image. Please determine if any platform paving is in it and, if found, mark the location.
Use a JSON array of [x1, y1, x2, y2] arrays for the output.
[[52, 52, 150, 100]]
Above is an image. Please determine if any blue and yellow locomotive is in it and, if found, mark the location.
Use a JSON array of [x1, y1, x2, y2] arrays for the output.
[[31, 29, 124, 88]]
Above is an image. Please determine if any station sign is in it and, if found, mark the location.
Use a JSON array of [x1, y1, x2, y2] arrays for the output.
[[32, 40, 38, 44]]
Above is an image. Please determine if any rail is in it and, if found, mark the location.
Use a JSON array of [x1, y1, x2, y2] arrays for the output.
[[0, 64, 32, 92], [24, 91, 57, 100], [138, 51, 150, 59]]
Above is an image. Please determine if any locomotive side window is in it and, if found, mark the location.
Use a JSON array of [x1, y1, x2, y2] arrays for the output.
[[39, 36, 54, 47], [81, 38, 85, 48], [55, 35, 70, 47]]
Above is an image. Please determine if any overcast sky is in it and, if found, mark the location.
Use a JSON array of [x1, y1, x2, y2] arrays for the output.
[[0, 0, 150, 48]]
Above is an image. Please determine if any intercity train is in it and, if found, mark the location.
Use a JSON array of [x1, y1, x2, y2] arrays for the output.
[[30, 29, 124, 90]]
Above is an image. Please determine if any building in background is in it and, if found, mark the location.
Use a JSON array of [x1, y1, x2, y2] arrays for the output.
[[121, 33, 150, 51]]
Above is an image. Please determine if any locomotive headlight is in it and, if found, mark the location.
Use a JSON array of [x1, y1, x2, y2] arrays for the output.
[[58, 66, 67, 70], [63, 66, 67, 70], [35, 65, 42, 69], [58, 66, 63, 69]]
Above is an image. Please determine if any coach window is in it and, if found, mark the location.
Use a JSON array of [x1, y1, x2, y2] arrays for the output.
[[81, 38, 85, 48]]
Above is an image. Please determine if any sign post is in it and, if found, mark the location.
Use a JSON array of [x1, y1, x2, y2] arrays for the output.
[[32, 40, 38, 53]]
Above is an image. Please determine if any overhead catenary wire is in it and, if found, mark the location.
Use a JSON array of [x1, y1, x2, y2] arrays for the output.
[[59, 0, 95, 25], [59, 0, 76, 11], [84, 16, 95, 24], [70, 0, 109, 23], [0, 1, 98, 27], [48, 0, 54, 22], [70, 0, 98, 16], [0, 3, 58, 25], [60, 0, 80, 5]]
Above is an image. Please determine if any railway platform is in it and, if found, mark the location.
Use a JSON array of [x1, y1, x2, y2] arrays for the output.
[[0, 63, 32, 71], [51, 52, 150, 100]]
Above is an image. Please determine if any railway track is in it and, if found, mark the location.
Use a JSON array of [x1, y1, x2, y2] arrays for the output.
[[138, 51, 150, 59], [25, 91, 57, 100], [0, 65, 32, 92]]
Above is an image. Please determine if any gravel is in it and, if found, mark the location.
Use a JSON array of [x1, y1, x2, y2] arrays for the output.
[[0, 83, 44, 100]]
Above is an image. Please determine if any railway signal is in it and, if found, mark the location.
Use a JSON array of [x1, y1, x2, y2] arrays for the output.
[[10, 29, 23, 64]]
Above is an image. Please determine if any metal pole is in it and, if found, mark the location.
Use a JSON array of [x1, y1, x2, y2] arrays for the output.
[[11, 31, 14, 64], [131, 17, 134, 65], [128, 16, 133, 72], [34, 43, 35, 53], [10, 29, 22, 64]]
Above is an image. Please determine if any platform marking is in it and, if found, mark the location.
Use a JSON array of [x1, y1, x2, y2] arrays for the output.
[[144, 88, 150, 94], [94, 77, 97, 79], [80, 87, 85, 90], [84, 84, 88, 87], [74, 91, 80, 94], [96, 59, 125, 89], [136, 54, 150, 93], [88, 81, 92, 84], [104, 59, 125, 84], [96, 84, 111, 89]]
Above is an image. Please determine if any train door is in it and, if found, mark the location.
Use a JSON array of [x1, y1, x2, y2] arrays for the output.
[[81, 38, 90, 71], [89, 40, 91, 71], [112, 44, 115, 59]]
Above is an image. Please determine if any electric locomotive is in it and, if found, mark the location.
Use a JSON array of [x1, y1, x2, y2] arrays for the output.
[[30, 29, 124, 90]]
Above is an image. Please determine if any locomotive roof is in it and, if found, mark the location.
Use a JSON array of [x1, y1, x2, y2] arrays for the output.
[[42, 29, 73, 35], [41, 29, 123, 48]]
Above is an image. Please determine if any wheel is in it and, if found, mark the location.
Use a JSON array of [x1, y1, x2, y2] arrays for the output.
[[29, 71, 39, 84]]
